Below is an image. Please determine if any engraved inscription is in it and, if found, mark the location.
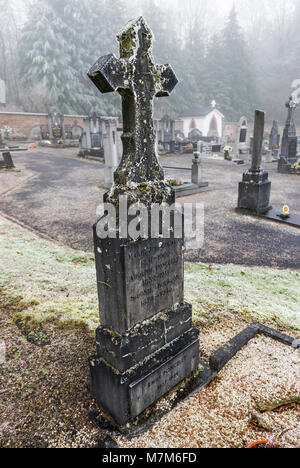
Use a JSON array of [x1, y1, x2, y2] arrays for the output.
[[124, 239, 184, 327], [129, 340, 199, 418]]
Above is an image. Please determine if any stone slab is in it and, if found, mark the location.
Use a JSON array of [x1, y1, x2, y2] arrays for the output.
[[232, 159, 245, 165], [209, 323, 260, 372], [209, 321, 297, 373], [128, 338, 200, 419], [173, 182, 209, 198], [0, 148, 28, 153], [260, 208, 300, 229], [257, 323, 296, 346]]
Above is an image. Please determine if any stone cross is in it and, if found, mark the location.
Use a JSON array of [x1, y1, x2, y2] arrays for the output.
[[88, 16, 178, 198], [250, 110, 265, 172], [281, 97, 298, 159], [285, 96, 298, 127]]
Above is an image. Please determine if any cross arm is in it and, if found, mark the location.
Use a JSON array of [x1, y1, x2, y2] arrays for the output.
[[155, 64, 178, 98], [88, 54, 128, 94]]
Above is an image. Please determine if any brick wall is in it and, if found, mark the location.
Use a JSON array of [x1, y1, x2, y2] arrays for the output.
[[0, 112, 86, 138]]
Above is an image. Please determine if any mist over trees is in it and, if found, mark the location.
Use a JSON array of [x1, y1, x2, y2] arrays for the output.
[[1, 0, 300, 122]]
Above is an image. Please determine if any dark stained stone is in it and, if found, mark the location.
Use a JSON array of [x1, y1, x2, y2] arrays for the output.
[[0, 151, 15, 169], [89, 330, 199, 427], [88, 17, 199, 426], [88, 16, 178, 206], [278, 97, 299, 173], [237, 110, 272, 214]]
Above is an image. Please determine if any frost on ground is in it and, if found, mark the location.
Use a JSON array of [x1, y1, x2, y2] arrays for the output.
[[0, 214, 299, 332], [0, 215, 299, 448], [0, 215, 99, 332], [185, 263, 300, 332]]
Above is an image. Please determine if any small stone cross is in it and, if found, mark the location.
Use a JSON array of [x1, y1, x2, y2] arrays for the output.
[[88, 17, 178, 194]]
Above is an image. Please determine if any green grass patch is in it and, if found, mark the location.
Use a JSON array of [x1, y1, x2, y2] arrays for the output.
[[0, 215, 299, 333]]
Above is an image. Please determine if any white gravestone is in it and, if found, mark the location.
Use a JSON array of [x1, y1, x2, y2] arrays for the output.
[[0, 80, 6, 104]]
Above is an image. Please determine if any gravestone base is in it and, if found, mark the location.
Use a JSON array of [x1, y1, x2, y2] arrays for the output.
[[78, 148, 104, 160], [90, 314, 200, 426], [278, 157, 298, 173], [173, 182, 209, 198], [237, 170, 271, 215]]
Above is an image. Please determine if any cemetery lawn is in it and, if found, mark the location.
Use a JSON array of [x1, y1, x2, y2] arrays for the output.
[[0, 214, 299, 448], [0, 214, 299, 333]]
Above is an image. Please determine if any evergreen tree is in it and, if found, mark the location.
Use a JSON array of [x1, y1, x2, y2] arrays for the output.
[[204, 6, 258, 120], [20, 0, 85, 113], [19, 0, 128, 115]]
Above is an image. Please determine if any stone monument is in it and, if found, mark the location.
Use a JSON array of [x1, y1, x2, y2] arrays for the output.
[[79, 113, 103, 159], [47, 108, 65, 143], [155, 114, 176, 153], [269, 120, 280, 158], [0, 150, 15, 169], [237, 110, 272, 214], [278, 97, 298, 173], [0, 129, 4, 148], [235, 116, 249, 157], [87, 17, 200, 426]]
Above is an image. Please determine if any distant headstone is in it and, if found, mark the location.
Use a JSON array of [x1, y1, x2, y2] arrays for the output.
[[235, 116, 249, 157], [87, 16, 199, 426], [29, 125, 42, 141], [47, 108, 65, 142], [155, 115, 176, 153], [91, 132, 101, 148], [189, 128, 203, 142], [40, 125, 50, 140], [0, 79, 6, 105], [102, 119, 120, 188], [71, 125, 83, 140], [0, 130, 4, 148], [237, 110, 272, 214], [278, 97, 298, 173], [0, 151, 15, 169], [269, 120, 280, 157], [79, 113, 103, 158]]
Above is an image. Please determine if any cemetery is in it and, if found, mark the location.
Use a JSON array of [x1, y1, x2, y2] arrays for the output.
[[0, 0, 299, 452]]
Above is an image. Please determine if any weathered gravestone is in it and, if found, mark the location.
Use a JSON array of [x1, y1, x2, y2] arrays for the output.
[[237, 110, 272, 214], [29, 125, 42, 141], [0, 150, 15, 169], [0, 130, 4, 148], [235, 116, 249, 157], [71, 124, 83, 140], [269, 120, 280, 157], [87, 17, 200, 426], [47, 108, 65, 142], [278, 97, 298, 173], [155, 114, 176, 153], [79, 113, 103, 158]]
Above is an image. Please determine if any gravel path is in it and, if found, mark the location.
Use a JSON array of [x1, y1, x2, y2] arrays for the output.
[[0, 149, 299, 267], [1, 301, 299, 448]]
